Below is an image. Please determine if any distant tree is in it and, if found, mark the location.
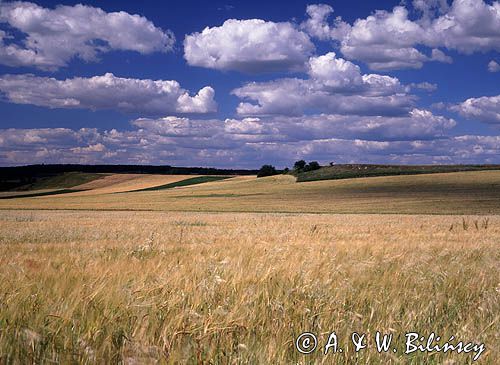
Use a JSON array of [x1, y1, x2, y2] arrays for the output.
[[283, 167, 290, 174], [303, 161, 321, 172], [257, 165, 278, 178], [293, 160, 306, 171], [308, 161, 321, 171]]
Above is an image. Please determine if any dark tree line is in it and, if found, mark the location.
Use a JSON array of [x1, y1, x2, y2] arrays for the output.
[[293, 160, 321, 173], [0, 164, 260, 178], [256, 165, 278, 177], [257, 160, 322, 178]]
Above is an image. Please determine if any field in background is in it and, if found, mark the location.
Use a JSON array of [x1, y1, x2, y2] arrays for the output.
[[295, 164, 500, 182], [0, 174, 205, 199], [0, 211, 498, 363], [0, 170, 499, 215], [67, 174, 203, 196], [11, 172, 106, 191]]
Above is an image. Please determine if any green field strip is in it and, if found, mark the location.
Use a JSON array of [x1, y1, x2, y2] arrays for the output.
[[296, 166, 500, 182], [123, 176, 233, 193], [0, 189, 81, 200]]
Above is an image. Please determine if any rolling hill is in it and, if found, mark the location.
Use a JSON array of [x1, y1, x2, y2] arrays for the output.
[[0, 170, 499, 215]]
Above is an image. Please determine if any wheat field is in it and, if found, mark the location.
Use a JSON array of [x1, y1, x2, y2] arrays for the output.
[[0, 209, 498, 364]]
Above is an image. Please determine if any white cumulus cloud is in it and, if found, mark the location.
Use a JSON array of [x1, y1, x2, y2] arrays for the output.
[[232, 53, 413, 116], [184, 18, 314, 73], [301, 4, 351, 41], [0, 73, 217, 115], [451, 95, 500, 124], [221, 110, 455, 143], [302, 0, 500, 70], [0, 1, 175, 70]]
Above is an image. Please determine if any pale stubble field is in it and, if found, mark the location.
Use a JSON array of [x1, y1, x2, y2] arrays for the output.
[[0, 210, 498, 364]]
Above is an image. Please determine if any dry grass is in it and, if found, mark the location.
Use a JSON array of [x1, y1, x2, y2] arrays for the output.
[[1, 170, 500, 215], [0, 210, 498, 364]]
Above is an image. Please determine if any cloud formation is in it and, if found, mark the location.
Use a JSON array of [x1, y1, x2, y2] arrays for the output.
[[133, 109, 455, 143], [0, 107, 464, 167], [1, 125, 497, 168], [451, 95, 500, 124], [301, 4, 351, 41], [408, 82, 438, 92], [0, 1, 498, 168], [302, 0, 500, 70], [233, 52, 414, 116], [0, 73, 217, 115], [488, 60, 500, 72], [0, 1, 174, 70], [184, 19, 314, 72]]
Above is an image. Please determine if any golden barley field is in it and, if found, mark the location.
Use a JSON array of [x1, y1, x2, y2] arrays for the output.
[[0, 171, 499, 364]]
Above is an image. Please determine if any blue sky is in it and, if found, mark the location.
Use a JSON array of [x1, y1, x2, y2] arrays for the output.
[[0, 0, 499, 167]]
